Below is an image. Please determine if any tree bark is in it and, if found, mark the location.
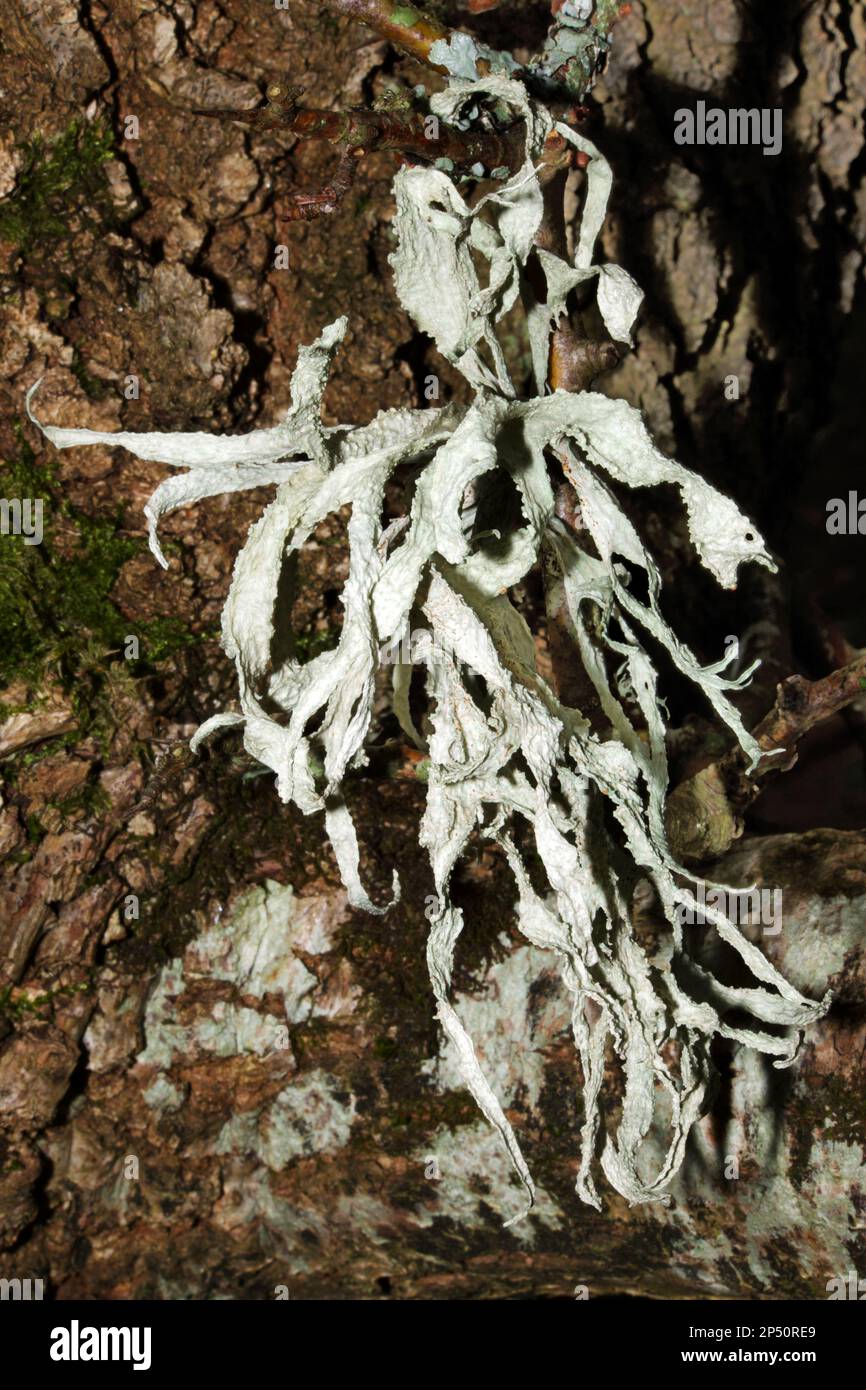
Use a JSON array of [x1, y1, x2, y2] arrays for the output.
[[0, 0, 864, 1300]]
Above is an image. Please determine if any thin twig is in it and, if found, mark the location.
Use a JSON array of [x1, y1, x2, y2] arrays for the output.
[[750, 650, 866, 762], [319, 0, 454, 71], [278, 148, 360, 221], [666, 649, 866, 861], [195, 85, 525, 176]]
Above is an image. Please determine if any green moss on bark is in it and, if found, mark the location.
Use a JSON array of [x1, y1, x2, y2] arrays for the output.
[[0, 119, 115, 253], [0, 428, 193, 696]]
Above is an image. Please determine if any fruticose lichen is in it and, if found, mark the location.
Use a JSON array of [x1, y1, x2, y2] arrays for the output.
[[29, 69, 829, 1223]]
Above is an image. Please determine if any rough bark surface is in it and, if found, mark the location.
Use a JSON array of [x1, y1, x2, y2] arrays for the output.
[[0, 0, 864, 1299]]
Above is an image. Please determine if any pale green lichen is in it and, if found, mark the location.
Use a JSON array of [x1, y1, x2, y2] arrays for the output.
[[531, 0, 620, 99], [391, 6, 421, 28], [29, 69, 829, 1225], [215, 1072, 357, 1167]]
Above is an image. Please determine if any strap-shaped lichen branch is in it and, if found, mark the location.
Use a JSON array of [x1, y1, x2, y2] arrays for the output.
[[28, 38, 829, 1228]]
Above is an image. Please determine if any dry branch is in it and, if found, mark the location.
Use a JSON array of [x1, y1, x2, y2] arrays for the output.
[[196, 88, 523, 172], [667, 650, 866, 862], [319, 0, 454, 71]]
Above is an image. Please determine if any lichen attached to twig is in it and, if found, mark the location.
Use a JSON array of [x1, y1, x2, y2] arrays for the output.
[[29, 59, 829, 1225]]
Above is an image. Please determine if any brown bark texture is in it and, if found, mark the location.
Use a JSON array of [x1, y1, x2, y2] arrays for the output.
[[0, 0, 865, 1300]]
